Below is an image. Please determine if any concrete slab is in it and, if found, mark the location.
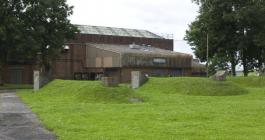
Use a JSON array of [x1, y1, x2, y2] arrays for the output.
[[0, 92, 56, 140]]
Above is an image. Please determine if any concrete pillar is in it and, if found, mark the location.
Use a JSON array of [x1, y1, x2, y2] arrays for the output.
[[131, 71, 141, 89], [33, 70, 40, 92]]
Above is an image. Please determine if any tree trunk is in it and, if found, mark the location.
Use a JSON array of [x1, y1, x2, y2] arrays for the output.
[[257, 58, 263, 73], [229, 51, 237, 76], [242, 56, 248, 77], [231, 62, 236, 76]]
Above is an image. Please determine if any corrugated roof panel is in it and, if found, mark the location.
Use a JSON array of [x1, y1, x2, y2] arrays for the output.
[[77, 25, 99, 35], [138, 30, 161, 38], [76, 25, 163, 39], [126, 29, 143, 37], [107, 27, 118, 36], [97, 26, 114, 36], [133, 29, 145, 38], [119, 28, 132, 36]]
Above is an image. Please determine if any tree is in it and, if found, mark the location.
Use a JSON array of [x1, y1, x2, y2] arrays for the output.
[[21, 0, 78, 70], [186, 0, 239, 76], [186, 0, 265, 76], [0, 0, 78, 85], [208, 53, 230, 76], [0, 0, 26, 85]]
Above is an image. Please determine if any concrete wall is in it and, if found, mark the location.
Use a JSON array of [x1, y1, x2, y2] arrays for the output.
[[131, 71, 148, 89]]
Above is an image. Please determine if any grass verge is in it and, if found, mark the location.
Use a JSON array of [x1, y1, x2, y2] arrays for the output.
[[18, 77, 265, 140], [228, 76, 265, 88], [0, 84, 32, 90]]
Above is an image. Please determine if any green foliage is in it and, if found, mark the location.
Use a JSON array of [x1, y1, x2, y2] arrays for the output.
[[0, 0, 78, 73], [186, 0, 265, 76], [18, 77, 265, 140], [208, 54, 230, 76]]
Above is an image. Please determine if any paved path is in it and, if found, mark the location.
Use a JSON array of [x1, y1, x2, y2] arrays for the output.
[[0, 91, 56, 140]]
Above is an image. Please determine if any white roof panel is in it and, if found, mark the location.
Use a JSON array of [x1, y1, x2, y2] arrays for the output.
[[75, 25, 163, 39]]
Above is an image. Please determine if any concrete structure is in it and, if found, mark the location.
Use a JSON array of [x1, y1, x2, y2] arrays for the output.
[[131, 71, 148, 89], [33, 71, 40, 91], [2, 25, 205, 84], [212, 70, 228, 81]]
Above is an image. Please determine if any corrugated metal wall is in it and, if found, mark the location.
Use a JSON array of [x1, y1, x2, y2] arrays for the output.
[[121, 53, 192, 68]]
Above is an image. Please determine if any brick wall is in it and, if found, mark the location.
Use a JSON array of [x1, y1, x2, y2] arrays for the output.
[[2, 65, 34, 84], [68, 34, 174, 51]]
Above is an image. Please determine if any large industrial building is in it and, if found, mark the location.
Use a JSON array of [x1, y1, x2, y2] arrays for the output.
[[2, 25, 205, 84]]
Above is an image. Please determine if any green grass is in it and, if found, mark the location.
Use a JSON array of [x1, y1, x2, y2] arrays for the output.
[[19, 80, 139, 104], [18, 77, 265, 140], [228, 76, 265, 88], [0, 84, 32, 90], [139, 77, 248, 96]]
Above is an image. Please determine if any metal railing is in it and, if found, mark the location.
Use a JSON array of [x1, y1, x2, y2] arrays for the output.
[[155, 33, 174, 40]]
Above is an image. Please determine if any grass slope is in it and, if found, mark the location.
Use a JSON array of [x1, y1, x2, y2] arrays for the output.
[[228, 76, 265, 88], [21, 80, 138, 104], [18, 77, 265, 140], [139, 77, 248, 96]]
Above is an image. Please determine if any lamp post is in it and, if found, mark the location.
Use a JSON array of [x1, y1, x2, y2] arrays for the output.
[[205, 0, 212, 77], [206, 34, 209, 77], [205, 1, 231, 77]]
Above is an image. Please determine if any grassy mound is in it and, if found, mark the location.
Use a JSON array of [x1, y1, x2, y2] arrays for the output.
[[228, 76, 265, 88], [18, 77, 265, 139], [138, 77, 248, 96], [21, 79, 139, 104]]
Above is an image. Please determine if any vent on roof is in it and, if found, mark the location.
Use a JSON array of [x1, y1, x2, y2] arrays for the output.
[[129, 43, 154, 52], [129, 43, 141, 49]]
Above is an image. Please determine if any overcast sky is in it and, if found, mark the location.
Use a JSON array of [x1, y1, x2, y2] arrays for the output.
[[67, 0, 199, 56]]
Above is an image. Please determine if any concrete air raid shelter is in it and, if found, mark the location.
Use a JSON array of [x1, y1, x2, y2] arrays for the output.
[[2, 25, 204, 84]]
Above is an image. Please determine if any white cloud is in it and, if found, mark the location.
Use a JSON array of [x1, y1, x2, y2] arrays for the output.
[[67, 0, 199, 56]]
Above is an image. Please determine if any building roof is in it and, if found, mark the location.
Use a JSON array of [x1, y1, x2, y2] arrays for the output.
[[76, 25, 163, 39], [87, 43, 192, 58], [192, 59, 206, 69]]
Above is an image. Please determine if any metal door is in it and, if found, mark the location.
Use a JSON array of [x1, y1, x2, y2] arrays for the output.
[[10, 68, 23, 84]]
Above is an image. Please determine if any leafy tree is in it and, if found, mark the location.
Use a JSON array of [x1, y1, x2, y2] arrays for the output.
[[208, 54, 230, 76], [186, 0, 265, 76], [21, 0, 78, 70], [0, 0, 26, 85], [0, 0, 78, 85]]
